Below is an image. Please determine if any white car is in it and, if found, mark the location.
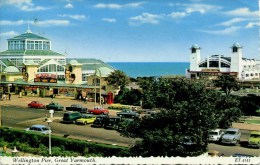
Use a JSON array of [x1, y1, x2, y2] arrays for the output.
[[209, 129, 224, 142], [25, 124, 51, 134], [221, 128, 241, 145]]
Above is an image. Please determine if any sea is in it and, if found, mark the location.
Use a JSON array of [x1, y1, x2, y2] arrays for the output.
[[107, 62, 190, 78]]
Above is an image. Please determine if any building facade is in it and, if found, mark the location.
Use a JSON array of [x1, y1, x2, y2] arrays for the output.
[[186, 43, 260, 81], [0, 30, 115, 104]]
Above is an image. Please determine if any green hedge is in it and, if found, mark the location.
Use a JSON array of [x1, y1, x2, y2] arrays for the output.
[[0, 127, 130, 157]]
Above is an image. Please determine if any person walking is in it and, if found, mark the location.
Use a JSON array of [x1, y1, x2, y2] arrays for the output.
[[8, 93, 11, 100]]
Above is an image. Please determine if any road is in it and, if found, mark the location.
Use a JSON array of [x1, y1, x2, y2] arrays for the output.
[[1, 105, 135, 147], [1, 105, 259, 156]]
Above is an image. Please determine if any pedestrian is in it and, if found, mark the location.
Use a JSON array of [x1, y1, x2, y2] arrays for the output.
[[2, 93, 6, 100], [8, 93, 11, 100]]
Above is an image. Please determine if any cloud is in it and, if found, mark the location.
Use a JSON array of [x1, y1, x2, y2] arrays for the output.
[[0, 0, 48, 11], [0, 20, 25, 26], [217, 18, 246, 26], [0, 19, 69, 26], [185, 3, 221, 14], [64, 3, 73, 9], [129, 13, 164, 26], [20, 5, 47, 11], [200, 26, 240, 35], [35, 20, 70, 26], [168, 12, 187, 18], [0, 0, 32, 6], [245, 22, 260, 29], [94, 2, 145, 9], [225, 8, 258, 17], [0, 31, 19, 37], [102, 18, 116, 23], [59, 14, 86, 20]]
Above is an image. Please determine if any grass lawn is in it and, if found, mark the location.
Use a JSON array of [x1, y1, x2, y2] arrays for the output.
[[245, 119, 260, 124]]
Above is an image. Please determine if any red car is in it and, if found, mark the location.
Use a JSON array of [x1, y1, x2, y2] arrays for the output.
[[28, 101, 45, 109], [88, 107, 109, 115]]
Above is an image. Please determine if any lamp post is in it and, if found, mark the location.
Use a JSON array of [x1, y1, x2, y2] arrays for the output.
[[0, 105, 2, 127], [12, 146, 19, 156], [46, 119, 52, 156], [94, 67, 102, 107]]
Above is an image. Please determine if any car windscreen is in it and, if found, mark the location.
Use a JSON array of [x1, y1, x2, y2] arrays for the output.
[[209, 132, 218, 135], [42, 127, 49, 131], [226, 131, 236, 135], [64, 114, 70, 117], [250, 134, 260, 138]]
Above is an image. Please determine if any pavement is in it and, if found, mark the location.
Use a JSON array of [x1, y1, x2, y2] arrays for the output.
[[1, 94, 260, 131]]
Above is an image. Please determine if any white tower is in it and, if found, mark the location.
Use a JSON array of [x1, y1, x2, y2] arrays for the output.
[[230, 43, 243, 79], [190, 44, 201, 71]]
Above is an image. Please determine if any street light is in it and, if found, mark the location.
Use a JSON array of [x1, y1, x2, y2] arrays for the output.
[[12, 146, 19, 156], [94, 68, 102, 107], [46, 119, 52, 156]]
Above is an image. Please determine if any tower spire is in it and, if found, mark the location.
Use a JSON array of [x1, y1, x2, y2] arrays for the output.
[[26, 18, 32, 33]]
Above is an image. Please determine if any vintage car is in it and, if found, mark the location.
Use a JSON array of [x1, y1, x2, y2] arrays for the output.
[[104, 116, 121, 129], [248, 130, 260, 148], [25, 124, 51, 134], [117, 109, 140, 118], [91, 115, 109, 127], [76, 114, 96, 125], [88, 106, 109, 115], [221, 128, 241, 145], [46, 102, 64, 111], [66, 104, 88, 113], [28, 101, 45, 109], [63, 111, 82, 123], [208, 129, 224, 142]]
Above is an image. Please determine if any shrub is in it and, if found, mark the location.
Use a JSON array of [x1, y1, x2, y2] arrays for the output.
[[0, 127, 129, 157]]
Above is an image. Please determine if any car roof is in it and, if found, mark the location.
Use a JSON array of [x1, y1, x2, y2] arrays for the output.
[[226, 128, 239, 131], [250, 130, 260, 135], [65, 111, 80, 114], [210, 129, 221, 132], [31, 124, 47, 128]]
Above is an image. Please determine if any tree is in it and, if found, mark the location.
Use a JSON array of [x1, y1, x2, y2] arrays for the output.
[[119, 78, 241, 157], [105, 70, 130, 90], [214, 74, 239, 96]]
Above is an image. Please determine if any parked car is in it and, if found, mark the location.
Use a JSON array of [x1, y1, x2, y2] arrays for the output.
[[104, 116, 121, 129], [208, 129, 224, 142], [91, 115, 109, 127], [25, 124, 50, 134], [28, 101, 45, 109], [76, 114, 96, 125], [117, 109, 140, 118], [221, 128, 241, 145], [66, 104, 88, 113], [247, 130, 260, 148], [63, 111, 82, 123], [46, 102, 64, 111], [88, 106, 109, 115]]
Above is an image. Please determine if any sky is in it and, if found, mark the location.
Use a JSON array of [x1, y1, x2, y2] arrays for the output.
[[0, 0, 259, 62]]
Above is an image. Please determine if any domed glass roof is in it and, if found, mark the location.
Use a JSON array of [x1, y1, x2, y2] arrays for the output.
[[69, 60, 82, 65], [4, 66, 20, 73], [95, 67, 114, 77], [232, 43, 242, 48], [191, 44, 200, 49]]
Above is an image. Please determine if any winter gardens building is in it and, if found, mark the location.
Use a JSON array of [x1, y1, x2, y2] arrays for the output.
[[186, 43, 260, 85], [0, 29, 115, 104]]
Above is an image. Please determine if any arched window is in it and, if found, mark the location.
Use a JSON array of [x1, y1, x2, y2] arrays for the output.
[[1, 75, 6, 82], [233, 47, 238, 53], [191, 48, 196, 53]]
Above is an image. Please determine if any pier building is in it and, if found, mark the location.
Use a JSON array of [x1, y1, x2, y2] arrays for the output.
[[0, 29, 115, 104], [186, 43, 260, 81]]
